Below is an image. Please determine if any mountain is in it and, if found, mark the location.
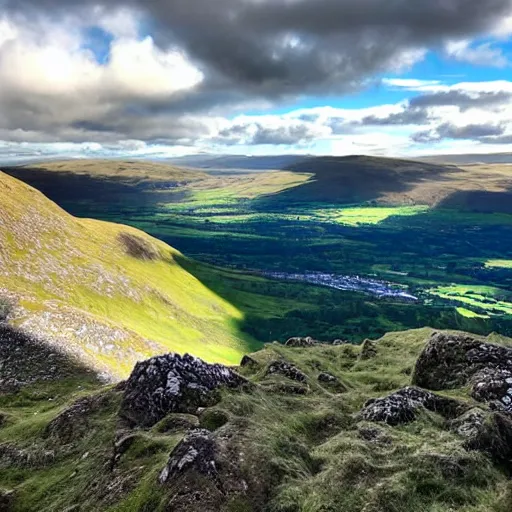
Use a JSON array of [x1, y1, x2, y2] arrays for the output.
[[249, 155, 512, 212], [167, 154, 308, 170], [2, 326, 512, 511], [419, 152, 512, 165], [0, 170, 260, 379]]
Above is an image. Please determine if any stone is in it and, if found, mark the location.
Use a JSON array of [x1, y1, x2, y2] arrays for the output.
[[413, 332, 512, 391], [119, 353, 249, 427], [266, 361, 307, 383], [45, 392, 113, 444], [240, 355, 259, 368], [464, 412, 512, 471], [317, 372, 347, 393], [360, 386, 467, 426], [285, 337, 317, 347], [159, 428, 260, 512], [159, 429, 218, 484], [332, 339, 349, 346], [450, 408, 487, 439]]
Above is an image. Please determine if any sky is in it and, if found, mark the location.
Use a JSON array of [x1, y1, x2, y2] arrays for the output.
[[1, 0, 512, 162]]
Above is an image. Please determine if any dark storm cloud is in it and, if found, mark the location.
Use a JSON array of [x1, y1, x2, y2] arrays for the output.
[[410, 90, 512, 111], [412, 122, 506, 143], [2, 0, 512, 145], [362, 108, 431, 126], [4, 0, 512, 97]]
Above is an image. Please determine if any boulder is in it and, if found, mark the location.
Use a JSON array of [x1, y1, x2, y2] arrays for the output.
[[413, 332, 512, 391], [240, 355, 259, 368], [45, 392, 113, 444], [159, 429, 218, 484], [450, 408, 487, 439], [285, 337, 318, 348], [332, 339, 349, 346], [360, 386, 467, 426], [119, 353, 248, 427], [471, 368, 512, 412], [317, 372, 347, 393], [159, 428, 261, 512], [266, 361, 307, 383], [464, 412, 512, 471]]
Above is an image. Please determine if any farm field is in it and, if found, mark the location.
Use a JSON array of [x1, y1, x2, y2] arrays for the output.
[[4, 158, 512, 343]]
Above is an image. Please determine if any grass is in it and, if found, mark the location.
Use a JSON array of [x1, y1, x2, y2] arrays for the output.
[[486, 259, 512, 269], [2, 327, 511, 511], [429, 285, 512, 316], [0, 171, 262, 379], [314, 205, 430, 226], [457, 307, 490, 319]]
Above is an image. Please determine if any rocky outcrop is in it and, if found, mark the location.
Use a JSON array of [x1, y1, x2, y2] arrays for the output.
[[159, 428, 265, 512], [450, 408, 487, 439], [285, 337, 318, 348], [240, 355, 259, 368], [413, 332, 512, 391], [317, 372, 347, 393], [46, 392, 114, 444], [361, 386, 467, 426], [119, 353, 248, 427], [159, 429, 218, 484], [266, 361, 307, 383], [464, 412, 512, 471]]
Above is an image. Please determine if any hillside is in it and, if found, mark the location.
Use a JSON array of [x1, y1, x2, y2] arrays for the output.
[[2, 327, 512, 511], [0, 171, 260, 379], [269, 155, 512, 210]]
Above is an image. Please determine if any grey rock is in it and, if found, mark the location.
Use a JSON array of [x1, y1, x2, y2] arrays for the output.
[[266, 361, 307, 383], [464, 412, 512, 471], [450, 408, 487, 439], [159, 429, 217, 484], [318, 372, 347, 393], [120, 353, 248, 427], [285, 337, 317, 347], [240, 355, 259, 368], [413, 332, 512, 391], [361, 386, 467, 426]]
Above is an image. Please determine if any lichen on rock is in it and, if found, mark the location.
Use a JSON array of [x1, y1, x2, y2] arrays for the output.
[[119, 353, 249, 427]]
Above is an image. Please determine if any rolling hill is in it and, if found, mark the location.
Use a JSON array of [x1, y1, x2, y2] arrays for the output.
[[247, 155, 512, 212], [0, 171, 260, 380]]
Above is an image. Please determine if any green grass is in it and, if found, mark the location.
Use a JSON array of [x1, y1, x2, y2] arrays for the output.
[[0, 171, 262, 378], [430, 285, 512, 316], [2, 327, 512, 511], [486, 259, 512, 269], [457, 307, 490, 319], [314, 205, 430, 226]]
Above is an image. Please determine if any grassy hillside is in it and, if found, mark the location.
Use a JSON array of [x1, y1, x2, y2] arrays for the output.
[[274, 156, 512, 210], [0, 171, 261, 379], [2, 327, 512, 511]]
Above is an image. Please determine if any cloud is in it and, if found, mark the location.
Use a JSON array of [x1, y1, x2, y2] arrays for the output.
[[0, 0, 512, 157], [445, 40, 509, 67]]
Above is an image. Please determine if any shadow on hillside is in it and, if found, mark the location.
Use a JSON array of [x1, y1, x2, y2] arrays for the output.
[[0, 324, 101, 390], [259, 156, 461, 206], [437, 190, 512, 214], [1, 167, 191, 211]]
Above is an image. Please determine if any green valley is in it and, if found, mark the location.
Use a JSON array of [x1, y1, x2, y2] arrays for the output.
[[4, 157, 512, 345]]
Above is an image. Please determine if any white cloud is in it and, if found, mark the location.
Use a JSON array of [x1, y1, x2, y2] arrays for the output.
[[445, 39, 509, 68]]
